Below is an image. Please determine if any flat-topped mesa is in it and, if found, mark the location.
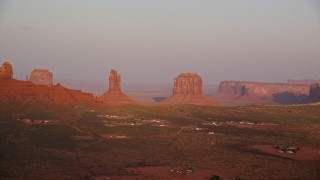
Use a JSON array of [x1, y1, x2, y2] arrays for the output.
[[0, 61, 13, 80], [29, 69, 53, 87], [287, 79, 320, 85], [217, 81, 310, 104], [173, 72, 203, 95], [109, 69, 121, 91], [309, 84, 320, 100], [98, 69, 139, 105], [163, 72, 214, 105]]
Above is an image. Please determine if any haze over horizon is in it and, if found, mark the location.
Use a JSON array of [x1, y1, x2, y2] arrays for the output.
[[0, 0, 319, 84]]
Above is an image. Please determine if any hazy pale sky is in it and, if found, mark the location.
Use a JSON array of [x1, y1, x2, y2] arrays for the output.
[[0, 0, 319, 84]]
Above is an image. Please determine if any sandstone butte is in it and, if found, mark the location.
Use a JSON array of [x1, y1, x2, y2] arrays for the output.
[[97, 69, 139, 105], [309, 84, 320, 100], [0, 61, 94, 104], [217, 81, 311, 104], [162, 72, 214, 105], [28, 69, 53, 87], [0, 61, 13, 80]]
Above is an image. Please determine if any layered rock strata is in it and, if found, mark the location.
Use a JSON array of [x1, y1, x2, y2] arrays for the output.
[[163, 73, 214, 105], [217, 81, 310, 104]]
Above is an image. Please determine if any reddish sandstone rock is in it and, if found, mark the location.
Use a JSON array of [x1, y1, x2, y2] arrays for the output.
[[98, 69, 139, 105], [217, 81, 310, 104], [109, 69, 121, 91], [0, 61, 93, 104], [29, 69, 53, 87], [0, 80, 94, 104], [163, 73, 214, 105], [0, 61, 13, 80]]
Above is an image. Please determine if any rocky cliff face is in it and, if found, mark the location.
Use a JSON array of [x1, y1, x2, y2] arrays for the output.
[[109, 69, 121, 91], [309, 84, 320, 100], [173, 73, 203, 95], [98, 69, 138, 105], [0, 61, 94, 104], [0, 61, 13, 80], [217, 81, 310, 104], [29, 69, 53, 87], [163, 73, 213, 105]]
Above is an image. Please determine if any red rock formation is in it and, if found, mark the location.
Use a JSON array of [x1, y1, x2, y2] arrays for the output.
[[98, 69, 139, 105], [309, 84, 320, 100], [163, 73, 214, 105], [109, 69, 121, 91], [0, 61, 93, 104], [217, 81, 310, 104], [0, 61, 13, 80], [29, 69, 53, 87], [0, 80, 94, 104]]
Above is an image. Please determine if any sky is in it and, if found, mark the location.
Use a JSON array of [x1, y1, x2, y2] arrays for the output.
[[0, 0, 319, 84]]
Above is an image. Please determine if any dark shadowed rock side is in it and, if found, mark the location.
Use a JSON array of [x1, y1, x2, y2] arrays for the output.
[[309, 84, 320, 100], [162, 72, 214, 105], [217, 81, 310, 104], [0, 61, 94, 104], [28, 69, 53, 87], [98, 69, 139, 105]]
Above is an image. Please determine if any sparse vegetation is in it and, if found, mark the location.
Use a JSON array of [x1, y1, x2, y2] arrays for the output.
[[0, 101, 320, 179]]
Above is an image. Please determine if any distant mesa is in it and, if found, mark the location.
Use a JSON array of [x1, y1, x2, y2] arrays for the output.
[[0, 61, 94, 104], [162, 72, 214, 105], [217, 81, 310, 104], [287, 79, 320, 85], [309, 84, 320, 100], [0, 61, 13, 80], [98, 69, 139, 105], [28, 69, 53, 87]]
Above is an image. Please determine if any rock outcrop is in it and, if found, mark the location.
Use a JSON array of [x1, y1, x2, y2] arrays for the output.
[[309, 84, 320, 100], [162, 73, 214, 105], [0, 61, 94, 104], [0, 61, 13, 80], [98, 69, 139, 105], [29, 69, 53, 87], [217, 81, 310, 104]]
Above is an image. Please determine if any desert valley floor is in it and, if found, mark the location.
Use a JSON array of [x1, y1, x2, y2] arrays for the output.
[[0, 100, 319, 179]]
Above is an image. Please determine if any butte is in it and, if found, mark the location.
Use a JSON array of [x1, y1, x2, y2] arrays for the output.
[[98, 69, 139, 105], [162, 72, 214, 105], [0, 61, 94, 104]]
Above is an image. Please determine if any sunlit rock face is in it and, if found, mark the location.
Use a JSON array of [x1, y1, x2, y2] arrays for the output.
[[217, 81, 310, 104], [29, 69, 53, 87], [98, 69, 139, 105], [0, 61, 94, 104], [0, 61, 13, 80], [163, 72, 214, 105], [108, 69, 121, 91]]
